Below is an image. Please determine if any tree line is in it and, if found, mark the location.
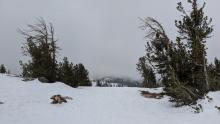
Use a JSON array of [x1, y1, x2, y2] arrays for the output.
[[137, 0, 220, 106]]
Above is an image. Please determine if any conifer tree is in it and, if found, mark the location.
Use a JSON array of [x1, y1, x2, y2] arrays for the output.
[[19, 18, 59, 82], [138, 0, 213, 106], [0, 64, 6, 73], [58, 57, 78, 87], [137, 56, 157, 88], [139, 17, 177, 87], [57, 58, 91, 87], [74, 63, 91, 86], [208, 58, 220, 91], [175, 0, 213, 94]]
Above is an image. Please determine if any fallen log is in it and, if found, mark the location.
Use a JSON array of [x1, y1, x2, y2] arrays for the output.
[[141, 91, 164, 99], [50, 94, 72, 104]]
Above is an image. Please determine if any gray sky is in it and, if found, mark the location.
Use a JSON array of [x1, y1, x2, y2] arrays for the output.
[[0, 0, 219, 79]]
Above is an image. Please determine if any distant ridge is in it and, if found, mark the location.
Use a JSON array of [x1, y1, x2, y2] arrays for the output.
[[93, 76, 140, 87]]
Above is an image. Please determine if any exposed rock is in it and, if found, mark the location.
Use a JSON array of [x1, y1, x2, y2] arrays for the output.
[[38, 77, 49, 83], [22, 77, 35, 82]]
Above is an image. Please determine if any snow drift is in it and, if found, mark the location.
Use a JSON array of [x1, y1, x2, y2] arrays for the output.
[[0, 74, 220, 124]]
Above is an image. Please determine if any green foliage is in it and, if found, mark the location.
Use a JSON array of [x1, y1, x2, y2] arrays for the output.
[[0, 64, 6, 73], [19, 61, 32, 77], [175, 0, 213, 94], [58, 57, 78, 87], [166, 84, 201, 106], [57, 57, 91, 87], [139, 0, 213, 106], [19, 18, 59, 82], [166, 0, 213, 105], [74, 63, 91, 86], [139, 17, 173, 86], [19, 18, 91, 87], [207, 58, 220, 91], [137, 56, 157, 88]]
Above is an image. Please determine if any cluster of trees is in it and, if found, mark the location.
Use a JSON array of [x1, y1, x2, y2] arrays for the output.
[[137, 0, 219, 106], [19, 18, 91, 87], [57, 57, 91, 87]]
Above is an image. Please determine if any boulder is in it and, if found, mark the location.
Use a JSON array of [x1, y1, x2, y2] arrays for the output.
[[38, 77, 49, 83], [22, 77, 35, 82]]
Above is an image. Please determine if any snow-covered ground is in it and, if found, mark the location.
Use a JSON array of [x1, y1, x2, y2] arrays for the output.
[[0, 74, 220, 124]]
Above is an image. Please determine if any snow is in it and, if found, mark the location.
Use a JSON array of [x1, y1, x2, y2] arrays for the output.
[[0, 74, 220, 124]]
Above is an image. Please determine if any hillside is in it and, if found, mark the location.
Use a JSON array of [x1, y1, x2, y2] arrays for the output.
[[93, 76, 140, 87], [0, 74, 220, 124]]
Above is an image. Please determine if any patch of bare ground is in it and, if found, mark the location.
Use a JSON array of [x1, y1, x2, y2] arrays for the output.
[[140, 91, 164, 99]]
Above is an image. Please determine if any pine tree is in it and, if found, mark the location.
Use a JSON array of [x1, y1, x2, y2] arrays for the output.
[[208, 58, 220, 91], [74, 63, 91, 86], [175, 0, 213, 94], [139, 17, 173, 85], [0, 64, 6, 73], [137, 56, 157, 88], [57, 58, 91, 87], [139, 0, 213, 106], [58, 57, 78, 88], [19, 18, 59, 82]]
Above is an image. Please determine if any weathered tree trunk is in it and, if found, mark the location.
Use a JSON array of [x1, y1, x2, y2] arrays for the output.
[[203, 51, 209, 91]]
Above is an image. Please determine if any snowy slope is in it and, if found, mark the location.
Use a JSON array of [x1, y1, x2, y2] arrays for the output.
[[0, 74, 220, 124]]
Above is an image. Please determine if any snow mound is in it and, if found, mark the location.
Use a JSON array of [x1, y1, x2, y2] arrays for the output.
[[0, 74, 220, 124]]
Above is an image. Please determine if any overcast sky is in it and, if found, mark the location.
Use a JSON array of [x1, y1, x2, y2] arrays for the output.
[[0, 0, 219, 79]]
